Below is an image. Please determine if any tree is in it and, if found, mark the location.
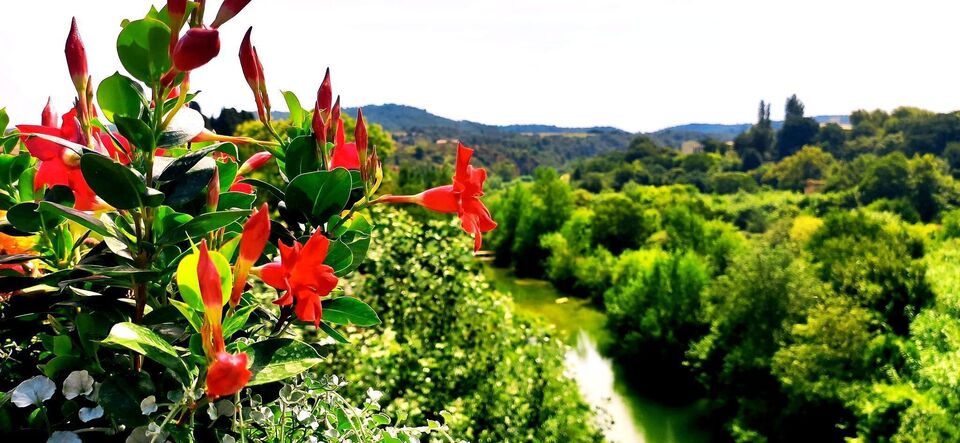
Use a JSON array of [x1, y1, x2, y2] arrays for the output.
[[816, 122, 847, 157], [776, 95, 819, 159], [763, 146, 837, 191]]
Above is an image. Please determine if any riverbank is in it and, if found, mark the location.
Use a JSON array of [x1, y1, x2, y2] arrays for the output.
[[483, 265, 710, 443]]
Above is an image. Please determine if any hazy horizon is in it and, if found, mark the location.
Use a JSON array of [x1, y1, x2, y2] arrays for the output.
[[2, 0, 960, 133]]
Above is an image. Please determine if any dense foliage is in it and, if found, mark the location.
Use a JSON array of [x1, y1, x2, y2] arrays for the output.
[[488, 161, 960, 440]]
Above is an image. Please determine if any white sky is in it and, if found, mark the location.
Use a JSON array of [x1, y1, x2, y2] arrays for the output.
[[2, 0, 960, 133]]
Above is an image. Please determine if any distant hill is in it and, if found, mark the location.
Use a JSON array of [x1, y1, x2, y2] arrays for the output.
[[267, 104, 850, 171], [649, 115, 850, 147]]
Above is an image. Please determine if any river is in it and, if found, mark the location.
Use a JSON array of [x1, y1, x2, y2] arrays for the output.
[[483, 265, 709, 443]]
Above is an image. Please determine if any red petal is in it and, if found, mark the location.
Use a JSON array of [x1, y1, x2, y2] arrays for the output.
[[329, 142, 360, 170], [419, 185, 459, 213], [260, 261, 288, 290], [453, 143, 474, 183], [206, 351, 251, 399], [239, 203, 270, 264], [197, 241, 224, 314]]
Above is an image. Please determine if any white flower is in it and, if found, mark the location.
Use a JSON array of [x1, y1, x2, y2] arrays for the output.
[[79, 405, 104, 422], [62, 370, 95, 400], [140, 395, 158, 415], [47, 431, 81, 443], [366, 387, 383, 403], [11, 375, 56, 408]]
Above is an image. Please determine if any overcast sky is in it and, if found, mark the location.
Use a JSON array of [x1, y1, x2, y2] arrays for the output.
[[2, 0, 960, 132]]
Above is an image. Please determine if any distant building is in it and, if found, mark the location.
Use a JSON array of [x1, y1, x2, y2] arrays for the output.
[[680, 140, 704, 155], [804, 179, 826, 195]]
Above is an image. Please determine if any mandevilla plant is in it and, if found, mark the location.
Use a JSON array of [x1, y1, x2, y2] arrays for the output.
[[0, 1, 492, 441]]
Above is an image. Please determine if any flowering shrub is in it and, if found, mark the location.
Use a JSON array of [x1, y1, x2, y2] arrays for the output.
[[0, 1, 491, 441]]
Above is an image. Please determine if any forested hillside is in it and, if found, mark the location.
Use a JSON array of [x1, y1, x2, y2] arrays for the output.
[[485, 95, 960, 441]]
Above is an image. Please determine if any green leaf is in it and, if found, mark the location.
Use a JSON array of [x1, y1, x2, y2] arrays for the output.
[[5, 203, 41, 233], [0, 108, 8, 134], [222, 304, 257, 338], [158, 209, 249, 244], [320, 322, 349, 344], [285, 168, 352, 226], [114, 117, 155, 153], [284, 135, 320, 179], [101, 322, 191, 385], [247, 339, 323, 386], [157, 108, 205, 148], [281, 91, 305, 128], [239, 178, 284, 200], [170, 299, 202, 333], [321, 297, 381, 327], [0, 154, 32, 186], [217, 158, 239, 192], [37, 201, 112, 238], [157, 145, 219, 182], [97, 72, 145, 123], [155, 155, 216, 208], [80, 154, 150, 210], [218, 192, 256, 210], [175, 247, 233, 311], [116, 18, 172, 83]]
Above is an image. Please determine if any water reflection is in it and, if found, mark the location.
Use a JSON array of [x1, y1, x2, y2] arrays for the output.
[[566, 330, 646, 443]]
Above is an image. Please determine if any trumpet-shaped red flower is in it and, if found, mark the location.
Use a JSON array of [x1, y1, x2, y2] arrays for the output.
[[65, 18, 87, 93], [173, 26, 220, 72], [230, 203, 270, 306], [212, 0, 253, 28], [206, 351, 251, 399], [260, 230, 338, 326], [329, 118, 359, 170], [198, 241, 252, 399], [378, 143, 496, 251], [17, 108, 130, 210]]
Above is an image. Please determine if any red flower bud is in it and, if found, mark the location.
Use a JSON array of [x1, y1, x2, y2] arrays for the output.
[[198, 240, 223, 315], [207, 167, 220, 212], [317, 68, 332, 113], [238, 151, 272, 175], [355, 108, 368, 160], [65, 18, 88, 93], [312, 101, 325, 145], [238, 27, 260, 92], [231, 203, 270, 306], [42, 98, 58, 128], [212, 0, 252, 28], [168, 0, 187, 22], [206, 351, 251, 399], [173, 26, 221, 72]]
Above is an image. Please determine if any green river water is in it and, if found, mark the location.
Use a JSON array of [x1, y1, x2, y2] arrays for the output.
[[483, 265, 710, 443]]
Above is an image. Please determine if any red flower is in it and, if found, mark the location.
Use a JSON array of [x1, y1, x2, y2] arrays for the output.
[[198, 241, 252, 399], [65, 18, 87, 93], [329, 118, 359, 170], [212, 0, 253, 28], [206, 351, 251, 399], [16, 108, 131, 210], [229, 179, 254, 194], [173, 26, 220, 72], [259, 230, 338, 326], [378, 143, 496, 252], [230, 203, 270, 306]]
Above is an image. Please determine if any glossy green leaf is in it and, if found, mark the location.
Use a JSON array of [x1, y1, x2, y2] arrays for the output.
[[79, 154, 149, 210], [170, 299, 202, 333], [281, 91, 305, 128], [157, 145, 219, 182], [247, 339, 323, 386], [157, 108, 205, 148], [175, 247, 233, 311], [321, 297, 380, 327], [158, 209, 249, 244], [101, 322, 191, 385], [320, 322, 350, 344], [6, 202, 58, 233], [0, 108, 8, 134], [116, 18, 172, 83], [285, 168, 351, 226], [239, 178, 284, 200], [97, 73, 145, 123], [114, 117, 155, 153], [223, 304, 257, 338], [37, 201, 112, 238], [284, 135, 320, 179]]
